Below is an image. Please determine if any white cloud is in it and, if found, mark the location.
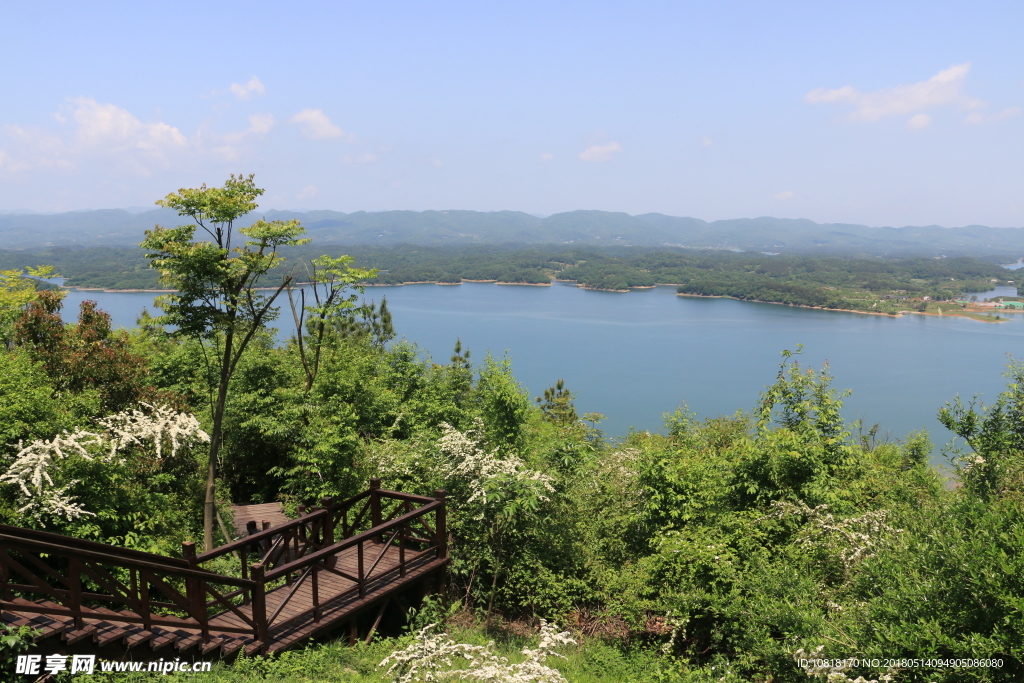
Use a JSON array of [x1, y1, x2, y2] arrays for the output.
[[221, 113, 275, 147], [297, 185, 319, 200], [701, 136, 713, 147], [68, 97, 186, 152], [228, 76, 266, 101], [1, 98, 188, 176], [246, 113, 275, 135], [579, 141, 622, 163], [908, 113, 931, 130], [290, 109, 347, 140], [806, 63, 984, 122], [0, 97, 277, 177], [205, 112, 277, 161], [774, 191, 796, 201], [341, 153, 377, 164], [540, 152, 554, 162], [430, 159, 444, 168], [965, 107, 1021, 125], [0, 149, 27, 173]]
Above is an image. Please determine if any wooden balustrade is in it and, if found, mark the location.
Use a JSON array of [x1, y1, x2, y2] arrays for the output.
[[0, 480, 448, 655]]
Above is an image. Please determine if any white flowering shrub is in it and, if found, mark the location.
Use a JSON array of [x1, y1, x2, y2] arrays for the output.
[[380, 620, 575, 683], [437, 420, 553, 514], [764, 500, 902, 577], [0, 429, 106, 523], [0, 403, 208, 526], [98, 402, 209, 460], [365, 420, 553, 518]]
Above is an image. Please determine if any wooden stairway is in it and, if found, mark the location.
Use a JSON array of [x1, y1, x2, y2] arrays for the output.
[[0, 479, 447, 661]]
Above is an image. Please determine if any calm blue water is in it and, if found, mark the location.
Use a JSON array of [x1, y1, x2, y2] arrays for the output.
[[63, 283, 1024, 458]]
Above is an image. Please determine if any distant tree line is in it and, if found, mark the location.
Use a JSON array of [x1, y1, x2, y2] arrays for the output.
[[1, 245, 1012, 311]]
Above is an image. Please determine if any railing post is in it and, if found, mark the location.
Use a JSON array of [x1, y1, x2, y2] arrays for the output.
[[261, 520, 272, 565], [399, 523, 406, 577], [129, 568, 138, 611], [0, 559, 10, 602], [321, 496, 336, 569], [242, 520, 258, 585], [182, 541, 209, 643], [68, 557, 83, 629], [250, 563, 269, 645], [434, 489, 448, 601], [312, 562, 321, 623], [357, 541, 365, 598], [139, 570, 152, 631], [321, 496, 335, 546], [370, 478, 382, 540]]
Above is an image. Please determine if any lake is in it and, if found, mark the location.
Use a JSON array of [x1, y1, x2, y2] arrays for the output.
[[62, 283, 1024, 461]]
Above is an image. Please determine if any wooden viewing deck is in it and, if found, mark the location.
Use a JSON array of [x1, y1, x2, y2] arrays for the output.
[[0, 479, 448, 660]]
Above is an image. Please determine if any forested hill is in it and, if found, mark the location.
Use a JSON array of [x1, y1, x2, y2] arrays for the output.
[[0, 245, 1015, 320], [3, 208, 1024, 258]]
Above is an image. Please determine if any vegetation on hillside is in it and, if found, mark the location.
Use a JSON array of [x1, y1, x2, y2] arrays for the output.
[[1, 281, 1022, 680], [1, 180, 1022, 681], [0, 245, 1014, 316]]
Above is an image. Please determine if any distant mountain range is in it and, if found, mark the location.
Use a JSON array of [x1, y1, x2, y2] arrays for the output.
[[1, 208, 1023, 258]]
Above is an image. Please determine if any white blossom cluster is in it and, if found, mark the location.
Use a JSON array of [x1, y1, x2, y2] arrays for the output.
[[0, 404, 208, 524], [765, 500, 902, 574], [98, 402, 209, 460], [437, 421, 554, 508], [597, 447, 641, 483], [793, 646, 905, 683], [961, 453, 986, 473], [380, 620, 575, 683], [0, 429, 106, 521]]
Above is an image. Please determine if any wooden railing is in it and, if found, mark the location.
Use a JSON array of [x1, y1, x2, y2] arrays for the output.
[[0, 528, 258, 641], [0, 479, 447, 650]]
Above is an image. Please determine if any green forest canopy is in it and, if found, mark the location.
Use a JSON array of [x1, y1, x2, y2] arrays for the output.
[[0, 244, 1015, 315]]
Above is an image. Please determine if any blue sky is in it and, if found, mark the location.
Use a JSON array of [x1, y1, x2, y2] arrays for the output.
[[1, 1, 1021, 227]]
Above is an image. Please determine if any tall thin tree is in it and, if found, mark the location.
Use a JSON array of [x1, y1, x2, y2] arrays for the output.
[[141, 175, 309, 550]]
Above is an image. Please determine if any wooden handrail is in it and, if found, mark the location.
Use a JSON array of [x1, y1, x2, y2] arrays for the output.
[[0, 524, 190, 567], [0, 534, 255, 588], [263, 501, 442, 582], [374, 489, 439, 504], [197, 489, 377, 562], [197, 508, 327, 561]]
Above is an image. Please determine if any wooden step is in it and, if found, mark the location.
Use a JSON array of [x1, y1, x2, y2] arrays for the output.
[[201, 635, 235, 656], [30, 618, 70, 643], [174, 634, 203, 653], [2, 609, 70, 643], [219, 637, 248, 659], [121, 625, 153, 649], [1, 615, 32, 628], [149, 629, 180, 652], [12, 597, 43, 608], [94, 622, 128, 647], [63, 625, 97, 645]]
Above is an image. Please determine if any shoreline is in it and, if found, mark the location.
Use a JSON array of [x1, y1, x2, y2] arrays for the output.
[[61, 284, 1010, 323], [674, 292, 1009, 322], [363, 279, 554, 287]]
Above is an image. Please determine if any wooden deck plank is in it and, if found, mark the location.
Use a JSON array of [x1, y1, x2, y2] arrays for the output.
[[267, 557, 446, 653], [207, 542, 428, 631]]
